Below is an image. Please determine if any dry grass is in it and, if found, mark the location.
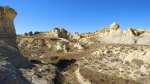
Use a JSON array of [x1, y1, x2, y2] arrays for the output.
[[80, 68, 141, 84]]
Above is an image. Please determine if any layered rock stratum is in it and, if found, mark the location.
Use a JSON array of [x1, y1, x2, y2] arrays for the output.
[[0, 6, 17, 48], [0, 6, 29, 84]]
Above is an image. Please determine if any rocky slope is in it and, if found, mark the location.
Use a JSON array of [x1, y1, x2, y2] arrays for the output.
[[17, 23, 150, 84], [0, 6, 150, 84], [79, 44, 150, 84], [79, 23, 150, 45]]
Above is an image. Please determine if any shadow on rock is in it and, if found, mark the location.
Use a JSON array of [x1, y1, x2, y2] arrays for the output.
[[53, 59, 76, 84]]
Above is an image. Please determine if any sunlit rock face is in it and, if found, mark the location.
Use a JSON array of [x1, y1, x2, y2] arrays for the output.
[[110, 22, 120, 31], [50, 28, 68, 38], [0, 6, 17, 48]]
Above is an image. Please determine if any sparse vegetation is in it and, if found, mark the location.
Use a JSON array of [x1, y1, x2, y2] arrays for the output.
[[0, 5, 150, 84]]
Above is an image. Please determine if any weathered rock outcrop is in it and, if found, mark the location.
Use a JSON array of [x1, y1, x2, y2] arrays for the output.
[[0, 6, 29, 84], [15, 19, 150, 84], [43, 28, 69, 38], [79, 23, 150, 45], [78, 44, 150, 84], [124, 28, 145, 36], [0, 6, 17, 48], [110, 22, 120, 31], [0, 6, 28, 68]]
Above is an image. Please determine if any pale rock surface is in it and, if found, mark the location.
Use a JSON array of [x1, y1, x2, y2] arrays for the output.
[[55, 41, 69, 52], [110, 22, 120, 31], [98, 31, 136, 44], [78, 44, 150, 84], [71, 32, 82, 40], [75, 67, 91, 84], [137, 36, 150, 45], [79, 23, 150, 45], [73, 43, 84, 50]]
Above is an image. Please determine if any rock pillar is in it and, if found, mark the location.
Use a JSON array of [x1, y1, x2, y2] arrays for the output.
[[0, 6, 17, 48]]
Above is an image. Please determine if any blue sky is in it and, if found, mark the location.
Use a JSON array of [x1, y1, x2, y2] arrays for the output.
[[0, 0, 150, 34]]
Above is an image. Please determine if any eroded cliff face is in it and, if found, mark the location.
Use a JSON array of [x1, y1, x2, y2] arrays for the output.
[[12, 7, 150, 83], [78, 23, 150, 45], [0, 7, 29, 84], [0, 6, 16, 33], [0, 6, 17, 48]]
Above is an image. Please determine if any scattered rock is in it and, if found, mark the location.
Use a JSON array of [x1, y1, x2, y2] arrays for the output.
[[78, 44, 150, 84]]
